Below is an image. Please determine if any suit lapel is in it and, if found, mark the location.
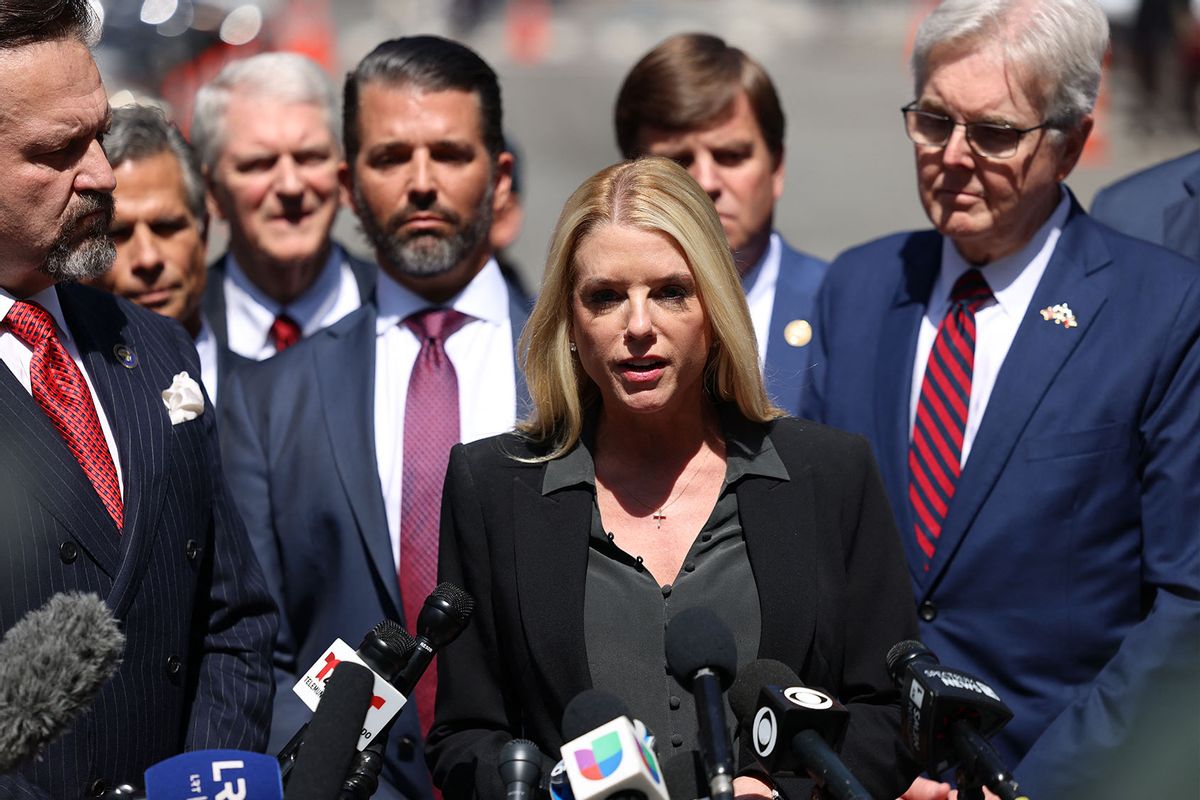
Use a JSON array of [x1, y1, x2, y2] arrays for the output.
[[1163, 166, 1200, 261], [878, 236, 941, 581], [202, 255, 230, 351], [59, 288, 171, 615], [923, 209, 1110, 594], [0, 365, 120, 575], [315, 308, 402, 618], [507, 288, 532, 419], [513, 476, 593, 715], [738, 466, 816, 668]]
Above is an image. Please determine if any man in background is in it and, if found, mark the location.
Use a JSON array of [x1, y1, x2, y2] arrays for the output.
[[221, 35, 527, 800], [615, 33, 826, 414], [803, 1, 1200, 796], [1091, 148, 1200, 261], [192, 52, 372, 360], [88, 104, 222, 400]]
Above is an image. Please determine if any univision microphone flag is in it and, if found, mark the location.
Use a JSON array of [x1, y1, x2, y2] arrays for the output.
[[560, 716, 668, 800]]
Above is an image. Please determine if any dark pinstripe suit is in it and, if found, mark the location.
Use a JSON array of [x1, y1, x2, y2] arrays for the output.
[[0, 284, 277, 799]]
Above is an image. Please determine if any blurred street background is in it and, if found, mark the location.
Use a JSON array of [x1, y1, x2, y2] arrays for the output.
[[95, 0, 1200, 289]]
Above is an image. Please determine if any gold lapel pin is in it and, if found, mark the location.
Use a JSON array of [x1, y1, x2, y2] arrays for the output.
[[113, 343, 138, 368], [784, 319, 813, 347], [1039, 303, 1078, 329]]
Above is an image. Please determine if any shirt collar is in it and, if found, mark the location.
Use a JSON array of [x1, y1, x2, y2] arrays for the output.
[[0, 284, 75, 343], [226, 241, 346, 322], [541, 404, 790, 496], [739, 231, 781, 295], [375, 256, 509, 335], [936, 186, 1071, 319]]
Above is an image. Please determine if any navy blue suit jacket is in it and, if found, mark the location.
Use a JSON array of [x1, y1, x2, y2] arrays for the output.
[[0, 284, 277, 799], [761, 236, 827, 415], [202, 245, 378, 406], [801, 199, 1200, 796], [1090, 148, 1200, 261], [219, 286, 531, 800]]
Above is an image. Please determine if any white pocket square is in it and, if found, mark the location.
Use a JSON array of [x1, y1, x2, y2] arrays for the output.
[[162, 371, 205, 424]]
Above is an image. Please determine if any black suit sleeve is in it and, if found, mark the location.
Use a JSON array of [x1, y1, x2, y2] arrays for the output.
[[427, 444, 550, 799], [832, 435, 921, 798]]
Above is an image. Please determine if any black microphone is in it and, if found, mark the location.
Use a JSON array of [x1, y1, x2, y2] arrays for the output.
[[393, 581, 475, 694], [285, 661, 376, 800], [340, 582, 475, 800], [277, 620, 417, 780], [0, 592, 124, 771], [728, 659, 873, 800], [886, 641, 1028, 800], [499, 739, 543, 800], [664, 607, 736, 800]]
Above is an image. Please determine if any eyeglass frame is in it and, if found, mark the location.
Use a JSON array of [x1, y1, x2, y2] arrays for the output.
[[900, 102, 1053, 160]]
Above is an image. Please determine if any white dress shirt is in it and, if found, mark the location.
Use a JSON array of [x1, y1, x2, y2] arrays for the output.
[[194, 315, 219, 405], [910, 188, 1071, 465], [223, 242, 362, 360], [0, 285, 124, 495], [740, 231, 783, 369], [373, 258, 518, 568]]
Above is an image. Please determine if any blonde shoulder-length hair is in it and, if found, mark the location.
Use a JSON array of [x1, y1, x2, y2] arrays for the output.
[[517, 156, 785, 460]]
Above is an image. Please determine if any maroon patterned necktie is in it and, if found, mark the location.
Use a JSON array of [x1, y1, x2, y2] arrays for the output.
[[7, 300, 123, 529], [399, 307, 470, 735], [908, 269, 992, 570], [269, 313, 301, 353]]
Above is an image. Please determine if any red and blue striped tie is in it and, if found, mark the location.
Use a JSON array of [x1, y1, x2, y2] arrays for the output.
[[909, 269, 992, 570]]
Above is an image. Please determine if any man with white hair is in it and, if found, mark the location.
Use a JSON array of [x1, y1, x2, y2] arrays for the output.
[[803, 1, 1200, 797], [192, 52, 373, 361]]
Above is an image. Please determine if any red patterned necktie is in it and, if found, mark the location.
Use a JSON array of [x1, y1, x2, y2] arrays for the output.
[[908, 269, 992, 570], [399, 307, 470, 736], [269, 313, 301, 353], [7, 300, 123, 529]]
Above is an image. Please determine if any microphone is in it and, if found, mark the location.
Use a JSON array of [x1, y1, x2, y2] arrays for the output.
[[392, 581, 475, 694], [499, 738, 543, 800], [339, 582, 475, 800], [0, 592, 124, 771], [277, 620, 417, 779], [285, 661, 376, 800], [559, 689, 669, 800], [885, 641, 1027, 800], [728, 659, 873, 800], [663, 607, 737, 800], [144, 751, 283, 800]]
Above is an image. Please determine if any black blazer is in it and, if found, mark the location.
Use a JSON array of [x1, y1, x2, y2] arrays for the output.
[[426, 415, 919, 800]]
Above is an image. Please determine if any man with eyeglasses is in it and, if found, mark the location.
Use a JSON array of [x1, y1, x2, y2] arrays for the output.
[[802, 1, 1200, 798]]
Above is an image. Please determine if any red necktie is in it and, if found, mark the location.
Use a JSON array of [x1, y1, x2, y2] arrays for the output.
[[269, 313, 301, 353], [399, 307, 470, 736], [7, 300, 123, 529], [909, 269, 992, 569]]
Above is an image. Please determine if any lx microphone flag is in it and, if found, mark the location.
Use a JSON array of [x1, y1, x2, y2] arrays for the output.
[[143, 751, 283, 800]]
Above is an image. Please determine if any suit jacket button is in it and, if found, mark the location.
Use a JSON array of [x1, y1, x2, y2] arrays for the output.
[[166, 655, 182, 675], [396, 735, 415, 758], [87, 778, 107, 797], [59, 541, 79, 564], [918, 601, 938, 622], [185, 539, 200, 561]]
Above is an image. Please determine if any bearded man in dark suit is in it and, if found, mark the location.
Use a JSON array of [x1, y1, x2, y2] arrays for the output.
[[0, 2, 276, 797]]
